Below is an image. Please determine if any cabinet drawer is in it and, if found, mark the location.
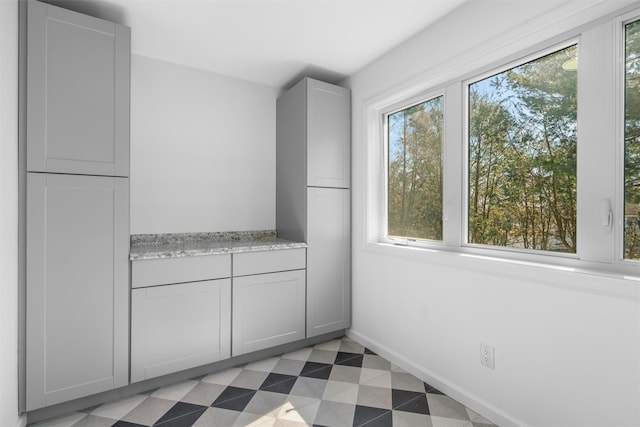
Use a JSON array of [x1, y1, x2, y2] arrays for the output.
[[132, 254, 230, 288], [233, 248, 305, 276]]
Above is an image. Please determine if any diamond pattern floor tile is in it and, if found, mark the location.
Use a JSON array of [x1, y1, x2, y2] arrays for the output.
[[27, 337, 498, 427]]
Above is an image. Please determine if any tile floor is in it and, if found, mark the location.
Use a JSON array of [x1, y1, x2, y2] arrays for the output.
[[30, 337, 497, 427]]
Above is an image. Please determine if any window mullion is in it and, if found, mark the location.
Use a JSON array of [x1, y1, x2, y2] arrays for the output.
[[577, 21, 617, 264], [443, 83, 464, 248]]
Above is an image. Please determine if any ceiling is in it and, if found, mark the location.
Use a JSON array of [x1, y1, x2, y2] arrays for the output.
[[47, 0, 469, 88]]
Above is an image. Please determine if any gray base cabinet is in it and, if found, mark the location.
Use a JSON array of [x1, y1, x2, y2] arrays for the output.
[[26, 173, 129, 410], [130, 279, 231, 383], [232, 249, 306, 356], [232, 270, 306, 356]]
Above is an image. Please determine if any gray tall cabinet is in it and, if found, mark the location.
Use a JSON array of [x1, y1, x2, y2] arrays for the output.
[[276, 78, 351, 338], [24, 0, 130, 410]]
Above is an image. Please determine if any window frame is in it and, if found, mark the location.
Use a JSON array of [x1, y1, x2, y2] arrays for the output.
[[381, 90, 446, 247], [363, 4, 640, 279]]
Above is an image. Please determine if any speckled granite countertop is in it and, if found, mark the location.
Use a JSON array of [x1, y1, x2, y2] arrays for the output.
[[130, 230, 306, 260]]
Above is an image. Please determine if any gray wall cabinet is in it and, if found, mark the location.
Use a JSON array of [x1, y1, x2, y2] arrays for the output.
[[232, 250, 306, 356], [24, 0, 130, 411], [276, 78, 351, 338], [26, 174, 129, 410], [26, 0, 130, 176]]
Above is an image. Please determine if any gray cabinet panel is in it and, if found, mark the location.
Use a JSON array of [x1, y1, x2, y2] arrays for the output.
[[306, 79, 350, 189], [26, 0, 130, 176], [276, 79, 307, 242], [306, 187, 351, 337], [26, 173, 129, 410], [232, 270, 306, 355], [131, 279, 231, 382]]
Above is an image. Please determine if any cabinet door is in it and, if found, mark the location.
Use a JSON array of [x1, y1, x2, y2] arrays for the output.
[[233, 270, 306, 356], [27, 0, 130, 176], [307, 187, 351, 337], [306, 78, 350, 189], [131, 279, 231, 383], [26, 173, 129, 410]]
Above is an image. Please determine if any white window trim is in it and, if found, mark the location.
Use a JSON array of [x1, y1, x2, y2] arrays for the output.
[[362, 4, 640, 279]]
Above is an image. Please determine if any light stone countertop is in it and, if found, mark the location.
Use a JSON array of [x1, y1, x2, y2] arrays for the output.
[[130, 230, 306, 260]]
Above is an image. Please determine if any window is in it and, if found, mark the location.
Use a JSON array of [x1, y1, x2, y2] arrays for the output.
[[624, 20, 640, 260], [467, 45, 578, 253], [366, 4, 640, 276], [386, 96, 443, 241]]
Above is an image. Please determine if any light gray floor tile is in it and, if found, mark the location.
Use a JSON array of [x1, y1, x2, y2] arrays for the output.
[[313, 339, 342, 352], [180, 382, 227, 406], [90, 394, 147, 420], [150, 379, 199, 401], [69, 415, 113, 427], [281, 347, 312, 361], [362, 354, 392, 371], [313, 400, 356, 427], [307, 348, 338, 364], [244, 357, 280, 373], [430, 416, 474, 427], [230, 368, 270, 389], [271, 358, 305, 376], [356, 384, 392, 409], [243, 390, 290, 417], [192, 407, 241, 427], [289, 376, 327, 399], [428, 394, 472, 421], [120, 396, 174, 426], [360, 368, 392, 388], [329, 364, 362, 384], [201, 367, 243, 386], [233, 411, 276, 426], [322, 380, 359, 404], [273, 419, 310, 427], [339, 339, 365, 354], [391, 371, 426, 392], [275, 395, 321, 425], [392, 410, 434, 427]]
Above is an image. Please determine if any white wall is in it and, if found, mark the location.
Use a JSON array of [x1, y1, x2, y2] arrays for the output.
[[130, 55, 278, 234], [0, 1, 25, 426], [347, 0, 640, 425]]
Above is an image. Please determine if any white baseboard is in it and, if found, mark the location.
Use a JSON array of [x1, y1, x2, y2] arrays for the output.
[[347, 329, 527, 427]]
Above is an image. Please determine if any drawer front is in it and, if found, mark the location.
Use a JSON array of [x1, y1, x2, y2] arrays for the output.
[[132, 254, 230, 288], [233, 248, 305, 276]]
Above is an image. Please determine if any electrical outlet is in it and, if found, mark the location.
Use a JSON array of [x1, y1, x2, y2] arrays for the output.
[[480, 343, 495, 369]]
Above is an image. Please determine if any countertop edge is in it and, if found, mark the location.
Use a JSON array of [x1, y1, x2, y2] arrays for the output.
[[129, 241, 308, 261]]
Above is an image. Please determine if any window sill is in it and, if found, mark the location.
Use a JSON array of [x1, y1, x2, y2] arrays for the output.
[[364, 241, 640, 299]]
